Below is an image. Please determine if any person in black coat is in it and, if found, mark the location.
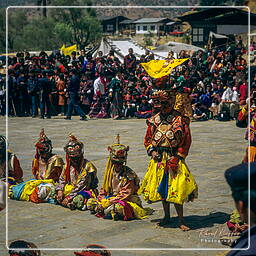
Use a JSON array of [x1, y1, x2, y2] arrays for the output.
[[38, 70, 52, 119], [65, 69, 86, 120]]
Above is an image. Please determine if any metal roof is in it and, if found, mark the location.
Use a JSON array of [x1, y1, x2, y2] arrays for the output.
[[99, 15, 128, 21], [119, 19, 135, 24], [178, 8, 256, 25], [166, 21, 176, 26], [133, 18, 171, 24]]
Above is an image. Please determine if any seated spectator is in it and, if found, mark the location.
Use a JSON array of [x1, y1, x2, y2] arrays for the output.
[[135, 96, 152, 119], [192, 103, 208, 121], [218, 85, 239, 120]]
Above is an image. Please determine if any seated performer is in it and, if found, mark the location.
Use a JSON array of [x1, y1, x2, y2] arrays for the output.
[[138, 76, 198, 231], [87, 135, 151, 220], [56, 134, 98, 210], [32, 129, 64, 182], [0, 135, 23, 184]]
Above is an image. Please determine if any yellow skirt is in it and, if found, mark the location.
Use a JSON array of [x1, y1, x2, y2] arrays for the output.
[[138, 154, 198, 205]]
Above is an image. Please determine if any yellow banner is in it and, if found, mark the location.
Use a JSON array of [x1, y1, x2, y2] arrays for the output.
[[60, 44, 77, 56], [140, 58, 189, 78]]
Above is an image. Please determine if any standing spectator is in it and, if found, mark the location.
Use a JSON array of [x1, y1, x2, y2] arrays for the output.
[[109, 71, 123, 119], [79, 73, 93, 115], [39, 70, 52, 119], [124, 48, 136, 74], [239, 80, 248, 105], [56, 74, 66, 116], [27, 70, 40, 118], [16, 71, 29, 117], [89, 76, 108, 118], [65, 69, 87, 120]]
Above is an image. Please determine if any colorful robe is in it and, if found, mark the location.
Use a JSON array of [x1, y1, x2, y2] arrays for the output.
[[0, 150, 23, 184], [9, 179, 56, 204], [32, 154, 64, 182], [139, 110, 198, 205], [56, 158, 98, 210], [88, 158, 152, 220], [237, 105, 256, 162]]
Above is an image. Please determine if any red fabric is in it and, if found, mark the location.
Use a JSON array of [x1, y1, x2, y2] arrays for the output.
[[117, 200, 134, 220], [12, 156, 23, 180], [29, 187, 43, 203], [177, 119, 192, 158], [239, 83, 247, 101], [237, 107, 247, 122], [166, 156, 179, 173], [65, 153, 71, 183]]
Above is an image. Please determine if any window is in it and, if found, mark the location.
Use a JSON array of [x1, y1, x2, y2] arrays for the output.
[[150, 25, 155, 31], [137, 25, 140, 31], [192, 27, 204, 42], [106, 24, 114, 32], [143, 25, 147, 31]]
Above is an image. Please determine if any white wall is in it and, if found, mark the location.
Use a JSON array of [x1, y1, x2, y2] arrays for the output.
[[135, 23, 158, 34], [217, 25, 256, 35]]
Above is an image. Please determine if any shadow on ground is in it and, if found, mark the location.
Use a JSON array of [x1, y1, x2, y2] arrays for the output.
[[151, 211, 230, 230]]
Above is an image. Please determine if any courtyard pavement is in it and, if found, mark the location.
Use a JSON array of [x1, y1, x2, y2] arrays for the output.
[[0, 116, 246, 256]]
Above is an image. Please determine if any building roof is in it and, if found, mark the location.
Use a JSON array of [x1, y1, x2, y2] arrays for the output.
[[99, 15, 128, 21], [133, 18, 172, 24], [178, 8, 256, 25], [119, 19, 135, 24], [166, 21, 176, 26]]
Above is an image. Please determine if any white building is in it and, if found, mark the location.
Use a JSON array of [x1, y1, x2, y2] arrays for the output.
[[133, 18, 172, 35]]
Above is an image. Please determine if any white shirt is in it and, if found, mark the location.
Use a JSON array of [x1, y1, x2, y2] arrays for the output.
[[93, 77, 105, 96], [221, 88, 233, 101], [232, 91, 239, 103]]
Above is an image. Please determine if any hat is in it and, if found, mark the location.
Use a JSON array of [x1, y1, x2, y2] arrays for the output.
[[107, 134, 129, 164], [224, 163, 256, 204]]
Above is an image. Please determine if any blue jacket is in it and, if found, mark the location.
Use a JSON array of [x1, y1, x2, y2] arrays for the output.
[[227, 225, 256, 256]]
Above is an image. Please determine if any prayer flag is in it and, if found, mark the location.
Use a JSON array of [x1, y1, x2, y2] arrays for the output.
[[141, 58, 189, 78], [60, 44, 77, 56]]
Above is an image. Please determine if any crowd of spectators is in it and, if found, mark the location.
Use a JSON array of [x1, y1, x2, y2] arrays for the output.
[[0, 37, 253, 121]]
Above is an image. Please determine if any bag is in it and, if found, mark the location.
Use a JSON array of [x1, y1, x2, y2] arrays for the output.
[[218, 110, 230, 121]]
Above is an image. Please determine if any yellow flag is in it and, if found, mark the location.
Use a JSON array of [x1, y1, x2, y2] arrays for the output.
[[140, 58, 189, 78], [60, 44, 77, 56], [60, 44, 65, 52]]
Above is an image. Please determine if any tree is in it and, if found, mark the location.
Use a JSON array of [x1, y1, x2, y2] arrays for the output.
[[37, 0, 51, 18], [143, 32, 153, 47], [50, 0, 102, 48], [7, 9, 28, 51], [0, 9, 5, 53], [18, 17, 58, 51]]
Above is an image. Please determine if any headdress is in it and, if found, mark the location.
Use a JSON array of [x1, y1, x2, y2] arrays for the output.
[[102, 135, 129, 195], [64, 134, 84, 158], [107, 134, 129, 164], [35, 129, 52, 158], [64, 134, 84, 183]]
